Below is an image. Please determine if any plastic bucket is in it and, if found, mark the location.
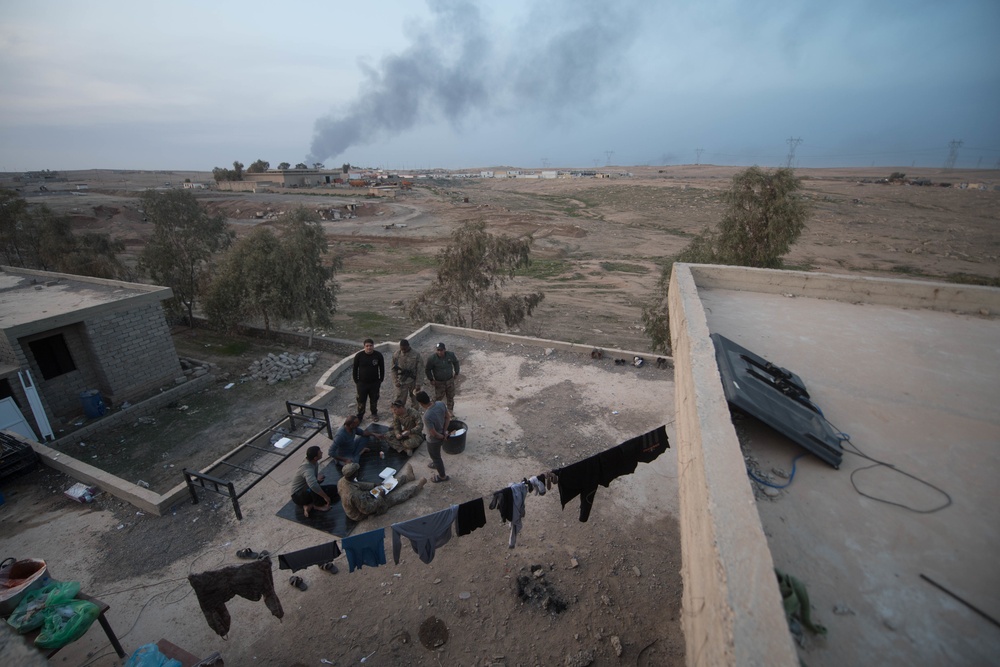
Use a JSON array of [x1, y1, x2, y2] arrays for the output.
[[443, 420, 467, 455], [79, 390, 107, 419], [0, 558, 51, 616]]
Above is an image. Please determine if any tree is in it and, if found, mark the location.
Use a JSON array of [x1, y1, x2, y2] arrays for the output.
[[138, 190, 233, 325], [342, 163, 350, 174], [232, 161, 244, 180], [406, 221, 544, 331], [278, 162, 291, 170], [0, 188, 30, 265], [204, 226, 284, 334], [0, 189, 130, 279], [204, 209, 340, 340], [274, 208, 340, 345], [312, 162, 325, 170], [294, 163, 308, 170], [247, 159, 270, 173], [642, 166, 809, 351]]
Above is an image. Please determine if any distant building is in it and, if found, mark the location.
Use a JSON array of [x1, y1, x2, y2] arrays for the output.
[[480, 171, 494, 178]]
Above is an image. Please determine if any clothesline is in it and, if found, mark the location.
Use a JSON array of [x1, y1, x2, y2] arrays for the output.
[[281, 425, 669, 572]]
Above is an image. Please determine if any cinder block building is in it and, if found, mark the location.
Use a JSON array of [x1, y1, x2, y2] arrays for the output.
[[0, 266, 182, 439]]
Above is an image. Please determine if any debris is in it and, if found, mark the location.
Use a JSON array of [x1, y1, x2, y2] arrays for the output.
[[65, 483, 98, 503], [569, 557, 579, 569], [633, 356, 644, 367], [224, 383, 235, 389], [459, 592, 471, 600], [632, 566, 641, 577], [611, 636, 623, 657], [136, 480, 150, 489]]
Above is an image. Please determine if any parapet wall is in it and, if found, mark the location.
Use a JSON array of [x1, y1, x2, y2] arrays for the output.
[[688, 265, 1000, 314], [669, 265, 798, 667], [668, 263, 1000, 667]]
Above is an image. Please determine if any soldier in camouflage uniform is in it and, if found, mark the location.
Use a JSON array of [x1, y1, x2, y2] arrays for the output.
[[337, 461, 425, 522], [391, 339, 422, 409], [383, 400, 425, 456]]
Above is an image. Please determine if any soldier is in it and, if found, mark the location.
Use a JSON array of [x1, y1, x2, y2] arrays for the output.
[[353, 338, 385, 422], [383, 399, 425, 456], [337, 461, 426, 522], [424, 342, 460, 413], [391, 339, 422, 409]]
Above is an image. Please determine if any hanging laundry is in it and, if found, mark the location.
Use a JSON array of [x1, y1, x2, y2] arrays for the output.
[[341, 528, 387, 572], [556, 425, 669, 522], [526, 475, 546, 496], [278, 541, 342, 572], [489, 486, 514, 523], [188, 558, 283, 638], [555, 455, 601, 522], [391, 505, 458, 565], [455, 497, 487, 536], [508, 482, 527, 548]]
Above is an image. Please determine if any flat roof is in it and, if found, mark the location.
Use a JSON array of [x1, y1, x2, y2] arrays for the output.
[[0, 266, 171, 337], [670, 264, 1000, 665]]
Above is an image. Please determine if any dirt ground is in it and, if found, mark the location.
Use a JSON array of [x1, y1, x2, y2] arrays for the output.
[[1, 332, 680, 667], [0, 165, 997, 666]]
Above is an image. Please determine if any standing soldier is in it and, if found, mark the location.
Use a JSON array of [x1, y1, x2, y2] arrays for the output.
[[425, 342, 460, 413], [353, 338, 384, 422], [391, 339, 422, 409]]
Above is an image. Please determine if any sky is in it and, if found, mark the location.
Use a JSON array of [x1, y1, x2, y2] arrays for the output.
[[1, 0, 998, 172]]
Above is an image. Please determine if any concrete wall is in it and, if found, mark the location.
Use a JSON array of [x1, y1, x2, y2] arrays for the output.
[[668, 262, 1000, 666], [669, 264, 798, 667], [84, 301, 183, 404], [688, 265, 1000, 315]]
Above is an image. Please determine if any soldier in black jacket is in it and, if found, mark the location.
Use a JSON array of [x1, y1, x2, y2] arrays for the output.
[[353, 338, 385, 422]]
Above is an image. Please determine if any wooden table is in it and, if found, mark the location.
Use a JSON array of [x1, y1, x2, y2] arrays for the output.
[[22, 592, 126, 659]]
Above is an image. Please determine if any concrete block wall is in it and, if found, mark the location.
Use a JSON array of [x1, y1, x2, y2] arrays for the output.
[[85, 301, 183, 404], [18, 323, 101, 421], [669, 264, 799, 667]]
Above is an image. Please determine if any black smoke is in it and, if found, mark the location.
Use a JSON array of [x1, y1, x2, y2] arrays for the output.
[[308, 0, 643, 164]]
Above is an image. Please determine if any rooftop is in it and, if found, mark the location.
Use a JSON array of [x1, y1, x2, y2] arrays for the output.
[[669, 264, 1000, 665], [0, 266, 171, 336]]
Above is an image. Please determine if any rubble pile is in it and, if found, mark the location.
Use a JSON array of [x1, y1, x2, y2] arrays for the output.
[[245, 351, 320, 384]]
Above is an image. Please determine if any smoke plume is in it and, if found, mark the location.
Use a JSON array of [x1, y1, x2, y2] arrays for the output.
[[308, 0, 642, 164]]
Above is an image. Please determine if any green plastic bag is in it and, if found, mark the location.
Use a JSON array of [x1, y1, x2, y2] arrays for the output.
[[6, 581, 82, 633], [34, 599, 101, 650]]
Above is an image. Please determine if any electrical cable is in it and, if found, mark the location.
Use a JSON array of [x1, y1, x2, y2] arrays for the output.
[[747, 453, 806, 489], [825, 419, 952, 514]]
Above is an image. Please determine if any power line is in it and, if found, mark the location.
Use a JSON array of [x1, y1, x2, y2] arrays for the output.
[[695, 148, 704, 165], [944, 139, 963, 170], [785, 137, 803, 168]]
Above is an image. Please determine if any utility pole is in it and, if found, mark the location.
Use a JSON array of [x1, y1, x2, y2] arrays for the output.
[[541, 158, 549, 169], [944, 140, 963, 170], [785, 137, 802, 168], [695, 149, 704, 165], [605, 150, 615, 167]]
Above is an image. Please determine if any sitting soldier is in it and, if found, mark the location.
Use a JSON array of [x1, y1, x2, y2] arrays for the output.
[[383, 400, 426, 456], [337, 461, 426, 522]]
